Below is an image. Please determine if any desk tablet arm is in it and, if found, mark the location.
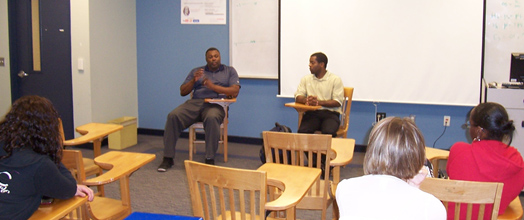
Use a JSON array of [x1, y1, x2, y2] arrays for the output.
[[330, 138, 356, 185], [80, 152, 155, 220]]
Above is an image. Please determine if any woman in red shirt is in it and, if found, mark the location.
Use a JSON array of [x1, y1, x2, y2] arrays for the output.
[[447, 102, 524, 220]]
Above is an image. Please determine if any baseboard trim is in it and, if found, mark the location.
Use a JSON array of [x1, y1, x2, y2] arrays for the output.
[[67, 139, 109, 150], [138, 128, 164, 136], [137, 128, 366, 152]]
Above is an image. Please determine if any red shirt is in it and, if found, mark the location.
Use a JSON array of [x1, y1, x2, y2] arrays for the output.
[[447, 140, 524, 220]]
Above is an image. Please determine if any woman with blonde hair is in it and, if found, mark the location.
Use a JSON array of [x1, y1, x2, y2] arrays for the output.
[[336, 117, 445, 220]]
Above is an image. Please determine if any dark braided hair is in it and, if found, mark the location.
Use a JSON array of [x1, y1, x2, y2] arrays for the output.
[[470, 102, 515, 145], [0, 96, 63, 164]]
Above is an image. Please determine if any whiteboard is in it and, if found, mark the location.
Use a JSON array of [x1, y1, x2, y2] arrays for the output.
[[229, 0, 523, 105], [279, 0, 484, 106], [230, 0, 278, 79], [484, 0, 524, 84]]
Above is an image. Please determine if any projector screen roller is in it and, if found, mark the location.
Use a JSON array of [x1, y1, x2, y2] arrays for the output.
[[279, 0, 484, 106]]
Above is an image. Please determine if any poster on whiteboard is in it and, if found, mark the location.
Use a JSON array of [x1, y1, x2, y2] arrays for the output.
[[181, 0, 226, 25]]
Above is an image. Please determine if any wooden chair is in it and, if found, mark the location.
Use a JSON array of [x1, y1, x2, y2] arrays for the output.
[[295, 87, 354, 138], [61, 150, 90, 220], [262, 131, 333, 220], [497, 197, 524, 220], [188, 98, 236, 162], [419, 178, 504, 220], [335, 87, 354, 138], [184, 160, 277, 220], [59, 119, 105, 196], [62, 150, 153, 220], [425, 146, 449, 178]]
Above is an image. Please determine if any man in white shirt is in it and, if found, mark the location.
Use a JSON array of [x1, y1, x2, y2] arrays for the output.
[[294, 52, 344, 136]]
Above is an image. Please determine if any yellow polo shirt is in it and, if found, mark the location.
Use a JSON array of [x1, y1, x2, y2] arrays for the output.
[[294, 71, 344, 114]]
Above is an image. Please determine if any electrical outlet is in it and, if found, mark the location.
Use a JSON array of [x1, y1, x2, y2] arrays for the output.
[[444, 116, 450, 126], [376, 112, 386, 122]]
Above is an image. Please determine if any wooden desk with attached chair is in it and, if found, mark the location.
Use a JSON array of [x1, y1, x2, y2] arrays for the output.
[[59, 119, 123, 196], [285, 87, 354, 138], [262, 131, 335, 220], [62, 151, 155, 220], [184, 160, 321, 220]]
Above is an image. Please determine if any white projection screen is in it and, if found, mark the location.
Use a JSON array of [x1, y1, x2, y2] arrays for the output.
[[279, 0, 484, 106]]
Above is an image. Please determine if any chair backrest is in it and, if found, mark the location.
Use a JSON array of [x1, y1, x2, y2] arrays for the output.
[[61, 149, 90, 219], [419, 178, 503, 220], [336, 87, 354, 138], [184, 160, 267, 220], [62, 149, 86, 182], [59, 118, 105, 196], [58, 118, 66, 142], [262, 131, 332, 219]]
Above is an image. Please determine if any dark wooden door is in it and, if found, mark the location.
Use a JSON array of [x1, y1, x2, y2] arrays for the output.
[[8, 0, 74, 138]]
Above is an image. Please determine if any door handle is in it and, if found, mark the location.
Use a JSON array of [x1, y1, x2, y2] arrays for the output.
[[18, 71, 28, 78]]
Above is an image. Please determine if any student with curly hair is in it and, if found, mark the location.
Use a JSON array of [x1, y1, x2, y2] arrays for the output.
[[447, 102, 524, 219], [0, 95, 94, 220]]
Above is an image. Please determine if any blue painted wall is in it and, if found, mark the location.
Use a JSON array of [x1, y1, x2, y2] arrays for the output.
[[136, 0, 473, 150]]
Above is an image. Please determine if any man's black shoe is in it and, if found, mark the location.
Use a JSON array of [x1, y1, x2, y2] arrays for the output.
[[205, 158, 215, 165], [157, 157, 174, 172]]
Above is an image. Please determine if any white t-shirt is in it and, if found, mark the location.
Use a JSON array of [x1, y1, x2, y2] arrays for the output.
[[336, 175, 446, 220]]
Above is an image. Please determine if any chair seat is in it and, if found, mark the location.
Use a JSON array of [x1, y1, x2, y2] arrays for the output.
[[190, 122, 224, 130], [189, 122, 225, 144], [88, 197, 131, 220], [497, 197, 523, 220]]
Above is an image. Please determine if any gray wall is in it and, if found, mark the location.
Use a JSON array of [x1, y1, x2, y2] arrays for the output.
[[71, 0, 138, 131], [0, 0, 11, 116]]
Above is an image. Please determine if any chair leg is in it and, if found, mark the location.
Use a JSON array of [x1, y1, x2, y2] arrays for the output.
[[223, 127, 228, 163], [223, 139, 227, 162], [97, 168, 105, 197], [188, 127, 194, 161]]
